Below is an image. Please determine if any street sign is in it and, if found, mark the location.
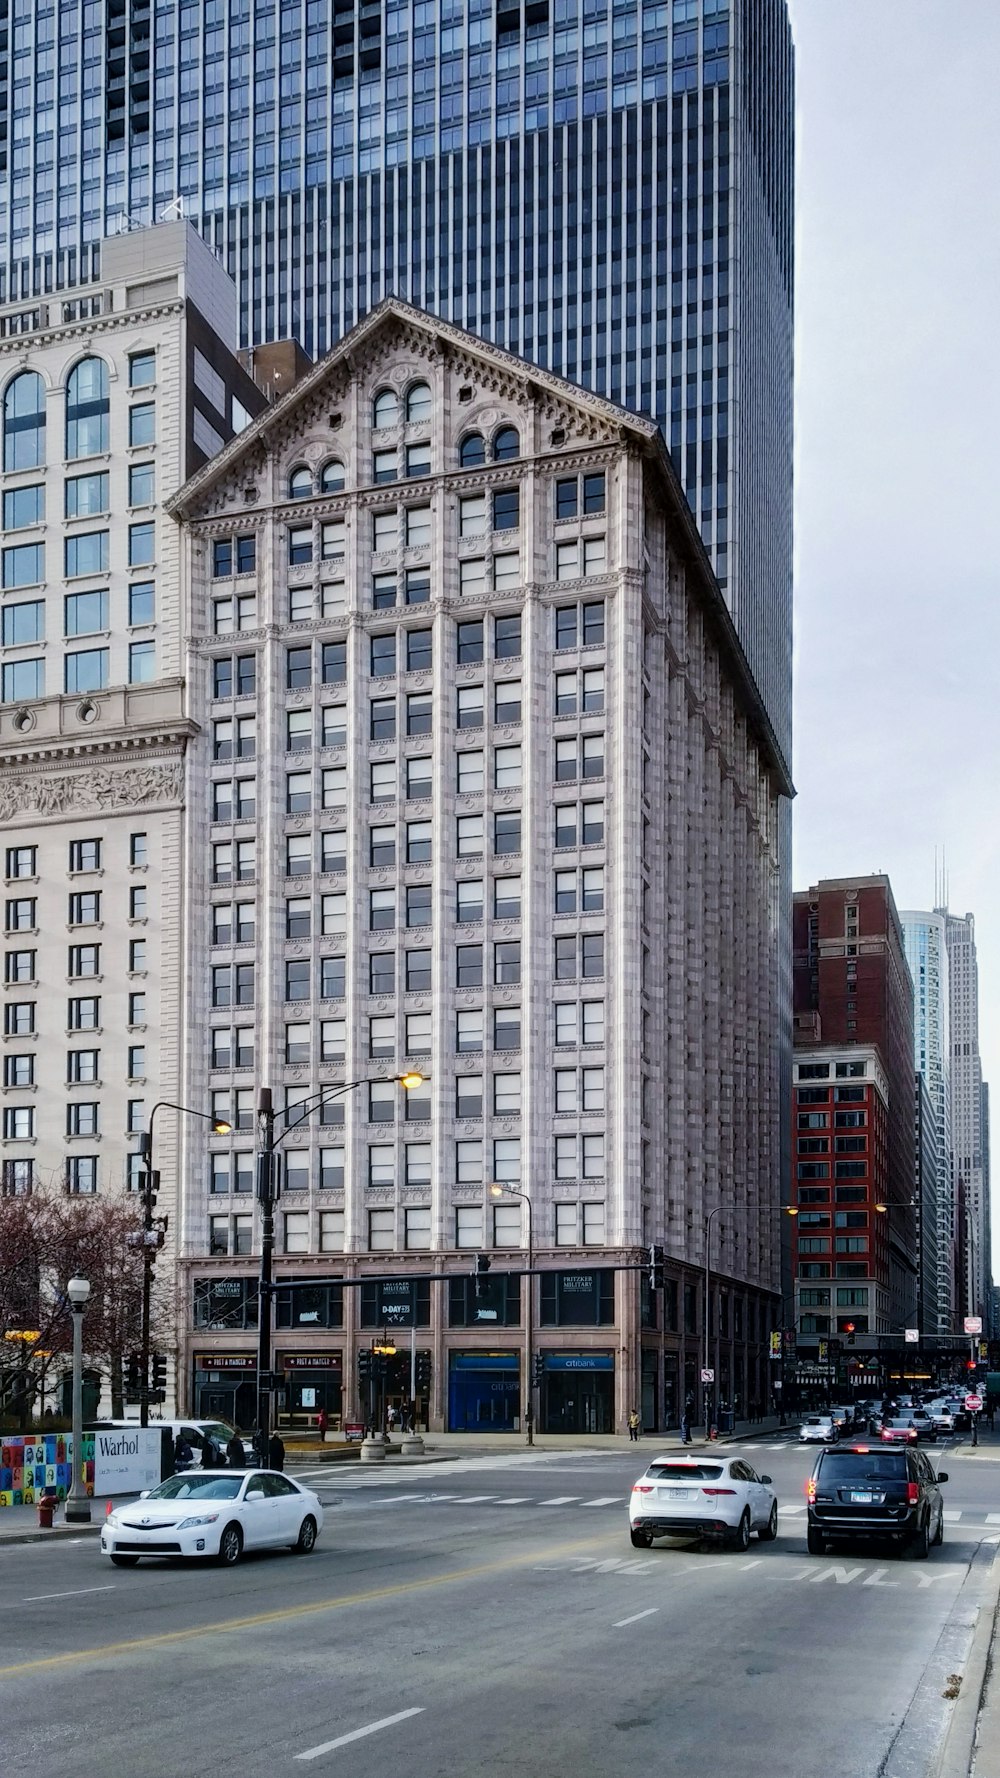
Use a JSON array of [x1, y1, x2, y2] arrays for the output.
[[904, 1329, 920, 1344], [700, 1368, 714, 1383], [965, 1394, 983, 1413], [964, 1317, 983, 1335]]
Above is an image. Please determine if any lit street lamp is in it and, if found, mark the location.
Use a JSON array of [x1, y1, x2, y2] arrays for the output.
[[65, 1276, 91, 1526], [255, 1073, 426, 1459], [489, 1182, 534, 1445], [137, 1101, 231, 1428]]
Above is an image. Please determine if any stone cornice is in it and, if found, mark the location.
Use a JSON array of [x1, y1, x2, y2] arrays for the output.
[[0, 300, 187, 363]]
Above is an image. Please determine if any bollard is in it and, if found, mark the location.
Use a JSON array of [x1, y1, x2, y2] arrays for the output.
[[360, 1433, 387, 1465]]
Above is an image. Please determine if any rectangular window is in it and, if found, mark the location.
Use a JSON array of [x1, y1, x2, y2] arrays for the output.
[[456, 1075, 483, 1119], [288, 526, 313, 566], [456, 1205, 484, 1248], [405, 948, 432, 991], [65, 529, 109, 578], [494, 744, 522, 789], [406, 755, 432, 799], [128, 640, 155, 684], [128, 462, 155, 506], [65, 473, 107, 520], [457, 620, 484, 664], [406, 443, 432, 481], [2, 542, 43, 588], [458, 750, 485, 795], [128, 522, 155, 568], [406, 630, 432, 674], [460, 557, 487, 599], [129, 581, 155, 625], [405, 505, 431, 547], [372, 572, 396, 611], [456, 1008, 485, 1053], [405, 567, 430, 605], [494, 614, 521, 658], [371, 634, 396, 677], [460, 495, 486, 537], [3, 483, 44, 529]]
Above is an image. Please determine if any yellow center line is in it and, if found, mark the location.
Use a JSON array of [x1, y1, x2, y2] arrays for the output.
[[0, 1535, 608, 1678]]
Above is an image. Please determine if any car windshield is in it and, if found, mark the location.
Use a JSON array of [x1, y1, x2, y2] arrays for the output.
[[146, 1474, 244, 1500], [805, 1416, 829, 1425], [820, 1452, 908, 1481], [885, 1418, 915, 1429], [645, 1463, 724, 1482], [201, 1422, 236, 1444]]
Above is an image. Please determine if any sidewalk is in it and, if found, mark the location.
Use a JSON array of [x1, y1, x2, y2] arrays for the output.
[[0, 1416, 795, 1546]]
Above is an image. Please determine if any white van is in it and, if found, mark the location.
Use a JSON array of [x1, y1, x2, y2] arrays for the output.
[[87, 1418, 237, 1467]]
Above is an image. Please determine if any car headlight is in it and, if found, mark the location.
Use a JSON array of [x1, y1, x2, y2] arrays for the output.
[[177, 1513, 221, 1530], [105, 1513, 121, 1529]]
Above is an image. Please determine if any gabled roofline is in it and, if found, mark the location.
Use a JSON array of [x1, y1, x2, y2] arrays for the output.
[[169, 298, 793, 795]]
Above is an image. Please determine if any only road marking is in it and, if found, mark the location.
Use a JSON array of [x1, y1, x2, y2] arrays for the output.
[[613, 1608, 659, 1628], [296, 1708, 425, 1761]]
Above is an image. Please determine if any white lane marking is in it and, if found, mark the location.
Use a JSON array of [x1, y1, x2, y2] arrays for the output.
[[739, 1559, 763, 1571], [986, 1513, 1000, 1525], [943, 1509, 963, 1523], [539, 1496, 579, 1506], [777, 1503, 806, 1516], [613, 1608, 659, 1628], [449, 1495, 496, 1504], [369, 1494, 425, 1506], [582, 1496, 620, 1506], [22, 1585, 116, 1603], [296, 1709, 425, 1762], [495, 1497, 531, 1505]]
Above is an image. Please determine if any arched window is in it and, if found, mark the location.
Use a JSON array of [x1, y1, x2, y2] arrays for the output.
[[66, 358, 109, 460], [320, 459, 345, 494], [406, 381, 432, 423], [493, 425, 519, 462], [459, 432, 486, 469], [373, 388, 400, 428], [3, 372, 46, 473], [288, 466, 312, 499]]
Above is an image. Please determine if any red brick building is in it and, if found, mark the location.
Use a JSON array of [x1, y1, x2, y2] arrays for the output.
[[791, 877, 918, 1347]]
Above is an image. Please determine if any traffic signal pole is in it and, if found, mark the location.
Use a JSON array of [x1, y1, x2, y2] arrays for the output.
[[256, 1088, 277, 1461]]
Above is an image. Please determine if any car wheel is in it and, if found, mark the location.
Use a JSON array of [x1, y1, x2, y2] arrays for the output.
[[109, 1553, 140, 1568], [931, 1507, 944, 1548], [806, 1526, 826, 1556], [292, 1515, 317, 1554], [730, 1511, 751, 1552], [909, 1519, 930, 1560], [218, 1523, 243, 1566], [758, 1501, 778, 1542], [630, 1527, 653, 1549]]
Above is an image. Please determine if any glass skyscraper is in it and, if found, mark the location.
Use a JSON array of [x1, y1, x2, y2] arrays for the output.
[[0, 0, 793, 757]]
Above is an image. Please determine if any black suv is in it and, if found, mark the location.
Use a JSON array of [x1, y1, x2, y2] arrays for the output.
[[807, 1443, 947, 1558]]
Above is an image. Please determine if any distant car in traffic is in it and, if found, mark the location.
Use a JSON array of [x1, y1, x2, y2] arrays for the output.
[[907, 1410, 937, 1442], [880, 1417, 919, 1444], [800, 1414, 838, 1444], [829, 1406, 853, 1436], [628, 1455, 778, 1551], [100, 1469, 323, 1566], [807, 1442, 947, 1557]]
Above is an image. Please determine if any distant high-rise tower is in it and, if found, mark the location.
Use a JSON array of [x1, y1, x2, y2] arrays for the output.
[[901, 911, 953, 1334], [942, 911, 991, 1324], [0, 0, 795, 763]]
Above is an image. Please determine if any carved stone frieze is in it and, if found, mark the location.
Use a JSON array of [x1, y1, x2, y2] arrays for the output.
[[0, 759, 183, 821]]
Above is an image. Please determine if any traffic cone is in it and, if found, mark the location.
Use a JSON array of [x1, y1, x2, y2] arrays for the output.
[[105, 1499, 113, 1517]]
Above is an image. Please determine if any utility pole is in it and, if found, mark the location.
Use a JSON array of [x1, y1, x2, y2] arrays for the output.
[[256, 1087, 277, 1462]]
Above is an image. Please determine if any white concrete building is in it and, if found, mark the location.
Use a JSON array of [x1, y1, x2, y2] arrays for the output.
[[943, 910, 991, 1324], [170, 301, 790, 1436], [901, 911, 953, 1334]]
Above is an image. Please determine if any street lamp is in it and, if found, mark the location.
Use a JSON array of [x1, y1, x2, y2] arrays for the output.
[[254, 1073, 426, 1459], [703, 1206, 722, 1434], [65, 1276, 91, 1525], [137, 1101, 232, 1428], [489, 1182, 534, 1445]]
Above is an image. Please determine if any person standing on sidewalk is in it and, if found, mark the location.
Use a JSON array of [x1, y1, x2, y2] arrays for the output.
[[680, 1397, 693, 1444], [627, 1408, 640, 1441]]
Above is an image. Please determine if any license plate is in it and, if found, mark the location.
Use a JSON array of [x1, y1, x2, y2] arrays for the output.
[[849, 1491, 874, 1504], [661, 1488, 692, 1500]]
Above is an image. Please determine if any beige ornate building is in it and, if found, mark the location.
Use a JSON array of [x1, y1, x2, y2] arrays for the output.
[[0, 224, 264, 1407], [171, 300, 790, 1435]]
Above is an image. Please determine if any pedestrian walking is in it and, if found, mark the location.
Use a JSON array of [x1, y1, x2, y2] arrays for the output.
[[174, 1433, 193, 1471], [627, 1408, 640, 1442], [387, 1403, 398, 1433], [681, 1395, 693, 1444], [317, 1407, 328, 1441], [226, 1431, 246, 1467], [268, 1431, 285, 1471]]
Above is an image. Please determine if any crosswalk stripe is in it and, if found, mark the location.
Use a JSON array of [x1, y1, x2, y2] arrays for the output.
[[450, 1495, 496, 1503], [373, 1494, 424, 1505], [986, 1513, 1000, 1525], [777, 1503, 806, 1516], [494, 1497, 531, 1505], [539, 1496, 579, 1505], [943, 1509, 963, 1523], [583, 1497, 620, 1506]]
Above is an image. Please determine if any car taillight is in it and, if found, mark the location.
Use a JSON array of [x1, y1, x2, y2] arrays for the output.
[[906, 1482, 920, 1505], [632, 1485, 653, 1494], [701, 1488, 736, 1496], [806, 1477, 817, 1503]]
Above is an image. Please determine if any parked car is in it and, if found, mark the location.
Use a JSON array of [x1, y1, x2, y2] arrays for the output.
[[86, 1418, 236, 1467], [800, 1414, 838, 1444], [628, 1455, 778, 1551], [100, 1469, 323, 1566], [807, 1442, 947, 1557]]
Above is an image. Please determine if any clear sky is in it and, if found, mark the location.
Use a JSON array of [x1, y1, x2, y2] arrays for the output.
[[787, 1, 1000, 1264]]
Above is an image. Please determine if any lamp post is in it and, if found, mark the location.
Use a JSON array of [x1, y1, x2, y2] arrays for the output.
[[65, 1276, 91, 1525], [703, 1207, 723, 1435], [137, 1101, 231, 1428], [490, 1182, 534, 1445], [255, 1072, 425, 1461]]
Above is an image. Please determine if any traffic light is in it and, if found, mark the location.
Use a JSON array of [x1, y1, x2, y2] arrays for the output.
[[151, 1353, 168, 1392], [474, 1253, 491, 1299], [126, 1352, 141, 1396], [358, 1350, 372, 1384], [843, 1323, 856, 1345], [145, 1168, 161, 1211], [648, 1244, 665, 1291], [967, 1358, 978, 1371], [531, 1353, 544, 1387], [415, 1351, 431, 1392]]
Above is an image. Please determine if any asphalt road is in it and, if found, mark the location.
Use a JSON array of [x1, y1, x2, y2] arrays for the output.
[[3, 1435, 998, 1778]]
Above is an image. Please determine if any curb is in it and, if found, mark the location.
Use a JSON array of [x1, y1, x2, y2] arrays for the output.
[[0, 1523, 102, 1547], [935, 1543, 1000, 1778]]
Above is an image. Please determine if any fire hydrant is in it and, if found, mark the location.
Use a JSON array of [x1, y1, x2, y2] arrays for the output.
[[37, 1490, 58, 1529]]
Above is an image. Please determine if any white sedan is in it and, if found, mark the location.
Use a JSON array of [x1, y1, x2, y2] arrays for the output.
[[800, 1415, 838, 1444], [628, 1455, 778, 1551], [100, 1469, 323, 1567]]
